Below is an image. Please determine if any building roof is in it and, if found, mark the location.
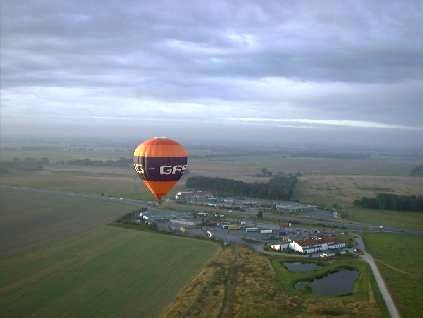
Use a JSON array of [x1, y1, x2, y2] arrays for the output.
[[296, 236, 343, 247]]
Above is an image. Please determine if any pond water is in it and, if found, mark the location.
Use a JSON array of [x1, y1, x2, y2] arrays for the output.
[[284, 262, 320, 272], [295, 269, 358, 296]]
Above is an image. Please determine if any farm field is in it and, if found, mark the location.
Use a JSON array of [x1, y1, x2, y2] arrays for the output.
[[0, 186, 137, 255], [364, 233, 423, 318], [190, 154, 421, 177], [344, 208, 423, 231], [294, 175, 423, 230], [0, 226, 219, 318], [0, 146, 132, 162], [0, 166, 156, 201], [294, 175, 423, 207], [163, 246, 385, 317], [2, 146, 421, 178]]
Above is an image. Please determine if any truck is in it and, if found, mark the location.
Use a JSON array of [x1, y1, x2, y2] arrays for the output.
[[228, 224, 241, 230], [245, 227, 259, 232], [260, 229, 273, 234]]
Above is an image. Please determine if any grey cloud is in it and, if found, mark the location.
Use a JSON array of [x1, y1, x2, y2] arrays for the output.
[[1, 0, 423, 138]]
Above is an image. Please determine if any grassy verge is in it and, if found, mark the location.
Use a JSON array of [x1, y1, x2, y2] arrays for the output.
[[364, 232, 423, 318]]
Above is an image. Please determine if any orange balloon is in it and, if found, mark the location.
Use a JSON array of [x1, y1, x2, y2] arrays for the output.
[[133, 137, 188, 201]]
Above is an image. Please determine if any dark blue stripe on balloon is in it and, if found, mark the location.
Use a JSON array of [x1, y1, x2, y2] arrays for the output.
[[133, 156, 188, 181]]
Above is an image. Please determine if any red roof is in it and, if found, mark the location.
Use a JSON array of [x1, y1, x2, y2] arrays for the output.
[[297, 237, 342, 247]]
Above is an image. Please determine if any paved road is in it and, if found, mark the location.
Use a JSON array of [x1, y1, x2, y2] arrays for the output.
[[356, 236, 401, 318]]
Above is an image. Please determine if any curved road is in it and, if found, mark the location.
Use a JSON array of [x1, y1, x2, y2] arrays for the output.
[[356, 236, 401, 318]]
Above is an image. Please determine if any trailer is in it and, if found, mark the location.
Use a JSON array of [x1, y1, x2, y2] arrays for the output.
[[228, 224, 241, 230]]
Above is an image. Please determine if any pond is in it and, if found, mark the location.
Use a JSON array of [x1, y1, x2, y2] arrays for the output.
[[284, 262, 320, 272], [295, 269, 358, 296]]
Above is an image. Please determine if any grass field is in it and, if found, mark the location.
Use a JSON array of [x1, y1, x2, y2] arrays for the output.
[[0, 164, 188, 201], [2, 146, 421, 178], [0, 146, 132, 162], [0, 186, 138, 255], [190, 153, 422, 177], [294, 175, 423, 207], [163, 247, 385, 317], [344, 208, 423, 231], [364, 233, 423, 318], [0, 165, 158, 200], [0, 226, 219, 318]]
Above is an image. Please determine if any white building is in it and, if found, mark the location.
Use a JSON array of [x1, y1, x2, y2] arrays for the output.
[[289, 237, 346, 254], [270, 243, 290, 252], [275, 202, 317, 213]]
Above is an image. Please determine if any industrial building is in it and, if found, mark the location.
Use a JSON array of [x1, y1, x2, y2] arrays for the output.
[[275, 202, 317, 213], [288, 237, 346, 254]]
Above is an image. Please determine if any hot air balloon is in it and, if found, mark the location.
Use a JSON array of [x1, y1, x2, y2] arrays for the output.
[[133, 137, 188, 201]]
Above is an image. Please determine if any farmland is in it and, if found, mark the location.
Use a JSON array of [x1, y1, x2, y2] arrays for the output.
[[1, 145, 422, 316], [0, 174, 220, 317], [0, 226, 219, 318], [190, 154, 422, 178], [0, 165, 155, 200], [294, 175, 423, 230], [294, 175, 423, 207], [0, 186, 139, 255], [364, 233, 423, 318], [343, 208, 423, 231]]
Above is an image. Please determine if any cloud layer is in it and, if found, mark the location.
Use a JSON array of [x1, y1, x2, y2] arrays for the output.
[[1, 0, 423, 143]]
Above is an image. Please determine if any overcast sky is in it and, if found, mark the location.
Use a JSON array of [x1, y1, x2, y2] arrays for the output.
[[1, 0, 423, 148]]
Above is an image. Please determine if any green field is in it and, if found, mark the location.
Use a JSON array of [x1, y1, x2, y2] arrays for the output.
[[0, 226, 219, 318], [364, 233, 423, 318], [184, 155, 422, 181], [0, 165, 155, 199], [344, 208, 423, 231], [0, 185, 139, 255]]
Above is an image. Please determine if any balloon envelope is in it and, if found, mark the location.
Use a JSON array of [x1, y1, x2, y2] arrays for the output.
[[133, 137, 188, 200]]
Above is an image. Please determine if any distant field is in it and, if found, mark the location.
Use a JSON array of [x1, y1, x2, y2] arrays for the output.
[[364, 233, 423, 318], [0, 165, 158, 200], [0, 147, 132, 162], [0, 186, 138, 255], [294, 175, 423, 207], [294, 175, 423, 230], [0, 226, 219, 318], [344, 208, 423, 231], [191, 154, 421, 177], [2, 146, 421, 178]]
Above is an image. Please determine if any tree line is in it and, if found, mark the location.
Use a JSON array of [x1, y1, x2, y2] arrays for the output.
[[410, 164, 423, 176], [354, 193, 423, 212], [67, 157, 131, 167], [186, 174, 298, 200], [0, 157, 48, 174]]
